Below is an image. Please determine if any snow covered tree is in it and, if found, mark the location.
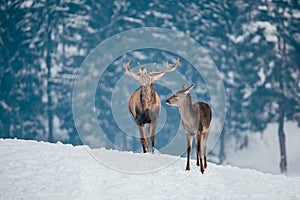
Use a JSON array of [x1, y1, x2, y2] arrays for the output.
[[49, 0, 91, 144], [0, 0, 46, 139], [243, 0, 300, 173]]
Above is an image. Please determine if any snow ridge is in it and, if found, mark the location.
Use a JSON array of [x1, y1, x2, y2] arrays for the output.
[[1, 139, 299, 199]]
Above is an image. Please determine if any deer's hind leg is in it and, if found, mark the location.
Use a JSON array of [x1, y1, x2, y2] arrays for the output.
[[197, 132, 204, 174], [195, 134, 200, 167], [202, 128, 210, 169]]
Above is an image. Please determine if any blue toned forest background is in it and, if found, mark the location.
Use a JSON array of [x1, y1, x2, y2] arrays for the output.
[[0, 0, 299, 173]]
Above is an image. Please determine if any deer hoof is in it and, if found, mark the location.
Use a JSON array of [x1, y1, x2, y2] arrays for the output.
[[200, 168, 204, 174]]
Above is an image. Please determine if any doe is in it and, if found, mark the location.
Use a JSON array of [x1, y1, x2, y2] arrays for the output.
[[166, 84, 211, 173]]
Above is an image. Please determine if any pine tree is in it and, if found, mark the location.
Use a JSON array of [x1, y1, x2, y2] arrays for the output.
[[0, 0, 46, 139], [244, 0, 300, 174]]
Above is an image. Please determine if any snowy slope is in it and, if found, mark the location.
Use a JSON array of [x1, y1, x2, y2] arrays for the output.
[[1, 139, 299, 200]]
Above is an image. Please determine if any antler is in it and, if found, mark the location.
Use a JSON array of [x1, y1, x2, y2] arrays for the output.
[[165, 57, 180, 73], [149, 62, 156, 73], [125, 61, 140, 80], [138, 61, 143, 69], [151, 58, 180, 81]]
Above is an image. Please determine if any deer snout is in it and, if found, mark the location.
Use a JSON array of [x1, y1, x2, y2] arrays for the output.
[[166, 95, 179, 107], [166, 98, 178, 106], [166, 99, 173, 105]]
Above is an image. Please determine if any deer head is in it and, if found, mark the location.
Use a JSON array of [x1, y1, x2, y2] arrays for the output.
[[126, 58, 180, 86], [166, 84, 194, 107]]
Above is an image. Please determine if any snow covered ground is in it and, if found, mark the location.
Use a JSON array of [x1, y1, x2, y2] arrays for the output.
[[1, 139, 300, 199]]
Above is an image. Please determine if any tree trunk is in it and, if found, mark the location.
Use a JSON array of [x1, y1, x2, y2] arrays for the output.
[[219, 129, 226, 164], [278, 108, 287, 174], [47, 84, 53, 143], [46, 3, 53, 143], [1, 118, 10, 138]]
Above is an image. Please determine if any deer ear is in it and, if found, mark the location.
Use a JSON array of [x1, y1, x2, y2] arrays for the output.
[[182, 84, 187, 89], [183, 84, 194, 95]]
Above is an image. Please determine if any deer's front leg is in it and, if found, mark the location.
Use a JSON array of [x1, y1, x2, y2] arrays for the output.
[[150, 120, 157, 153], [185, 134, 192, 171], [138, 126, 148, 153], [150, 105, 160, 154]]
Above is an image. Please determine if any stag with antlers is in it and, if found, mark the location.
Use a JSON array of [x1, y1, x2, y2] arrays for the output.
[[126, 58, 180, 153]]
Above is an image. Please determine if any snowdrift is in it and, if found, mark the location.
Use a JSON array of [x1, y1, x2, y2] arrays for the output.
[[1, 139, 299, 199]]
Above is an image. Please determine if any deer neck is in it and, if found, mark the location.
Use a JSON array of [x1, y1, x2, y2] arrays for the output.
[[140, 83, 156, 110], [178, 95, 197, 125]]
